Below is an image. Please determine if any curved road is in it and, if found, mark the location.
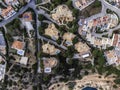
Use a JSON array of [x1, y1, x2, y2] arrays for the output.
[[83, 0, 120, 38]]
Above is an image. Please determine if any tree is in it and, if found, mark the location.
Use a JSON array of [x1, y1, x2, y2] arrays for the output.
[[38, 15, 45, 21], [32, 86, 37, 90], [72, 8, 79, 17], [39, 26, 44, 34], [66, 0, 72, 8], [64, 46, 75, 58], [114, 79, 120, 84], [72, 37, 79, 45], [92, 0, 101, 8], [32, 63, 38, 73], [68, 82, 76, 90], [40, 59, 44, 69], [113, 85, 118, 88]]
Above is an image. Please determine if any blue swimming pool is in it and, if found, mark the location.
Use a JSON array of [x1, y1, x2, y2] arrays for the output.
[[82, 87, 97, 90]]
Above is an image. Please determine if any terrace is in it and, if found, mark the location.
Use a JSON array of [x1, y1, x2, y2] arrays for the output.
[[42, 43, 60, 55], [74, 42, 90, 57], [21, 12, 34, 38], [51, 5, 74, 25], [42, 57, 58, 73], [44, 24, 59, 40], [62, 32, 76, 46], [11, 40, 25, 56]]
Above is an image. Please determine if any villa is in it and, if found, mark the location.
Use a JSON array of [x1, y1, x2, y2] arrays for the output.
[[42, 57, 58, 73], [22, 12, 34, 38], [74, 42, 91, 58], [72, 0, 95, 10], [51, 5, 74, 25], [62, 32, 76, 46], [45, 24, 59, 40], [42, 43, 60, 55], [11, 40, 25, 56]]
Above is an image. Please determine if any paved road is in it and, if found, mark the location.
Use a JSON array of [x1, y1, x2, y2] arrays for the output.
[[38, 35, 67, 50], [0, 1, 7, 7], [86, 1, 107, 21], [37, 8, 59, 25], [72, 0, 95, 11]]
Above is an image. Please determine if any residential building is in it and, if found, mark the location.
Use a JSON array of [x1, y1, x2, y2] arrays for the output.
[[75, 42, 91, 58], [0, 6, 16, 19], [22, 12, 34, 38], [72, 0, 95, 10], [86, 33, 113, 48], [107, 0, 120, 7], [11, 40, 25, 55], [12, 40, 24, 50], [51, 5, 74, 25], [79, 14, 118, 34], [45, 24, 59, 40], [112, 34, 120, 49], [63, 32, 76, 46], [22, 12, 33, 22], [42, 43, 60, 55], [42, 57, 58, 73]]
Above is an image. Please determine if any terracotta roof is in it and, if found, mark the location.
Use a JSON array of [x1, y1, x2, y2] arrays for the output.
[[12, 41, 24, 50], [22, 12, 33, 22], [1, 6, 13, 17], [113, 34, 118, 46]]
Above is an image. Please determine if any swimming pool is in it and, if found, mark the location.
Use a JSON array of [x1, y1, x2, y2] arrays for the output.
[[82, 87, 97, 90]]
